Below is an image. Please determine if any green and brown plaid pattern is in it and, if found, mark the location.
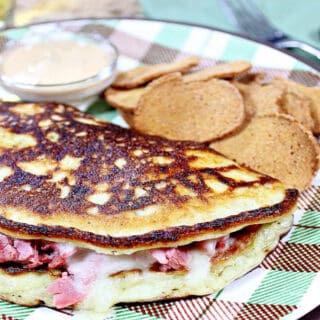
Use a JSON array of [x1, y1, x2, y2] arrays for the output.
[[0, 18, 319, 320]]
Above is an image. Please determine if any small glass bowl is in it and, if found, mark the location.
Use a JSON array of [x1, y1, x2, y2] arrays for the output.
[[0, 30, 118, 102]]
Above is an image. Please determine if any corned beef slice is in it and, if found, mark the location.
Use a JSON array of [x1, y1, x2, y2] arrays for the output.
[[0, 233, 68, 269]]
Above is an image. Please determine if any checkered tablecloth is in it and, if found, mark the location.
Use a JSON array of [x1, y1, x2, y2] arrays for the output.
[[0, 18, 319, 320]]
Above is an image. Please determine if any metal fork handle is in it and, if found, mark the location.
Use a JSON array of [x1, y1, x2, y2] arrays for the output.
[[273, 39, 320, 60]]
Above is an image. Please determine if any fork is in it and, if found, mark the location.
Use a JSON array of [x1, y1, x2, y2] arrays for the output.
[[219, 0, 320, 61]]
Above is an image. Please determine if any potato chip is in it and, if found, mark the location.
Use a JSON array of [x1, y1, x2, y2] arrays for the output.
[[106, 69, 261, 113], [281, 89, 314, 131], [133, 72, 245, 143], [240, 84, 284, 117], [235, 79, 315, 131], [210, 114, 319, 191], [232, 81, 249, 96], [183, 60, 251, 83], [236, 72, 266, 84], [273, 78, 320, 134], [105, 87, 145, 111], [112, 56, 199, 89]]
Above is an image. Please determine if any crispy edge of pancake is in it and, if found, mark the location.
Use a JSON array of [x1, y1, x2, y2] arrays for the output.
[[0, 214, 292, 312], [0, 189, 298, 254]]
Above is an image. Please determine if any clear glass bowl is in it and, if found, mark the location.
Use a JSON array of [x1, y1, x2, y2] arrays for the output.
[[0, 30, 118, 102]]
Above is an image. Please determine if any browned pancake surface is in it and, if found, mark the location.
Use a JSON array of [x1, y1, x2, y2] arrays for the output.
[[0, 102, 297, 253]]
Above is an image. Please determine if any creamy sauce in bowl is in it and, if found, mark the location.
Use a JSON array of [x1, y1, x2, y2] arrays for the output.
[[0, 32, 118, 102], [1, 40, 110, 85]]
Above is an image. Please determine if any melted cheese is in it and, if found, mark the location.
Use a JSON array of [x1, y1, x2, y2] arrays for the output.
[[55, 235, 235, 311]]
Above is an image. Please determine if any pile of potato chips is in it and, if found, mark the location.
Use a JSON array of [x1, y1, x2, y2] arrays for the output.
[[105, 58, 320, 191]]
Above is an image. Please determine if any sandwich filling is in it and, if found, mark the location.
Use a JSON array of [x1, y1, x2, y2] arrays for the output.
[[0, 226, 258, 309]]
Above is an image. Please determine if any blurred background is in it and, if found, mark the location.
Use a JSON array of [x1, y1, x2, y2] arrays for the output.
[[1, 0, 319, 49], [1, 0, 318, 66]]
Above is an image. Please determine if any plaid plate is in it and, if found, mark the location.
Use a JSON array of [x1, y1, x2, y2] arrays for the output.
[[0, 18, 319, 320]]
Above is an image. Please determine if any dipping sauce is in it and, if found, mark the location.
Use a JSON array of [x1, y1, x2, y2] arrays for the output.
[[1, 40, 110, 85], [0, 32, 118, 102]]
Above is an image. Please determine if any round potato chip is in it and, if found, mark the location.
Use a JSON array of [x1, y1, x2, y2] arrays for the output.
[[112, 56, 199, 89], [235, 72, 266, 84], [210, 114, 319, 191], [105, 87, 145, 111], [241, 84, 284, 117], [281, 89, 314, 131], [133, 73, 245, 143], [273, 78, 320, 135], [183, 60, 252, 83]]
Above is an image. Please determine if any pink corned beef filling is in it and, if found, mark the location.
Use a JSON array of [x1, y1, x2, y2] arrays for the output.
[[48, 251, 104, 308], [47, 272, 85, 309], [0, 233, 74, 269], [0, 232, 232, 309], [151, 248, 191, 271]]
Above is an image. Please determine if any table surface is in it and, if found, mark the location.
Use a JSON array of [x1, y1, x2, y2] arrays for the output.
[[141, 0, 320, 66], [14, 0, 320, 50], [140, 0, 320, 48], [6, 1, 320, 319]]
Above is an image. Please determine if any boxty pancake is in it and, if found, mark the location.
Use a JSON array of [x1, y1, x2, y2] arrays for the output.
[[0, 102, 298, 312], [0, 102, 297, 253]]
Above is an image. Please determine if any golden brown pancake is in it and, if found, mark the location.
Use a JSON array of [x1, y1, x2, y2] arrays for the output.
[[0, 102, 298, 255]]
